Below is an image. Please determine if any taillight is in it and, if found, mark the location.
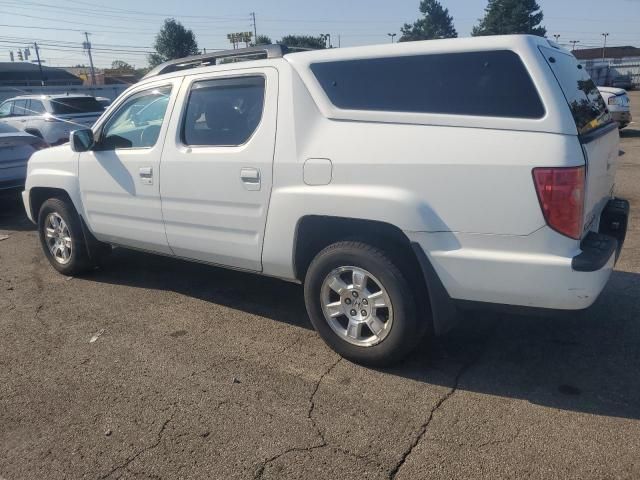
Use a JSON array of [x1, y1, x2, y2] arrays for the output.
[[532, 166, 585, 239]]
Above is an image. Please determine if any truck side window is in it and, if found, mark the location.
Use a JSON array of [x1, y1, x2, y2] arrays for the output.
[[98, 86, 172, 150], [181, 76, 265, 147], [311, 50, 545, 119]]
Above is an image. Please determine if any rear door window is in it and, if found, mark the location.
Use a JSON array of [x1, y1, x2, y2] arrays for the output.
[[310, 50, 545, 119], [539, 46, 612, 135], [181, 76, 265, 146], [50, 97, 104, 115], [12, 100, 29, 116]]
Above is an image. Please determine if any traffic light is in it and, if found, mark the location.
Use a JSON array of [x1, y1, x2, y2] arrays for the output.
[[17, 49, 23, 61]]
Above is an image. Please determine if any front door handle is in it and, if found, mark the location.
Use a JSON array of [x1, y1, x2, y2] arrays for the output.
[[139, 166, 153, 185], [240, 167, 260, 191]]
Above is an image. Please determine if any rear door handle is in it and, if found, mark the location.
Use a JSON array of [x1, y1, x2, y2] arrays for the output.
[[240, 167, 260, 191], [139, 166, 153, 185]]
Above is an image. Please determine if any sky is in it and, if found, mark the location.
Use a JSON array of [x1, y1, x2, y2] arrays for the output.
[[1, 0, 640, 68]]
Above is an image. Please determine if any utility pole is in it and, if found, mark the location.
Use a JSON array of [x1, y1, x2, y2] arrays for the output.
[[601, 32, 609, 61], [553, 34, 560, 43], [33, 42, 45, 86], [83, 32, 96, 86], [387, 33, 397, 43], [250, 12, 257, 41], [569, 40, 580, 52]]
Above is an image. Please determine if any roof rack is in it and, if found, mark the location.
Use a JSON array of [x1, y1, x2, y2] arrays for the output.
[[143, 44, 288, 79]]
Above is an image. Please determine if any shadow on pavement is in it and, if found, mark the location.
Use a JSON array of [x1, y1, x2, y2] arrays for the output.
[[0, 192, 35, 232], [80, 244, 640, 422], [5, 192, 638, 421]]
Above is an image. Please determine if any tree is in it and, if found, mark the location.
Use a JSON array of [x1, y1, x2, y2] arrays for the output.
[[278, 35, 326, 50], [252, 34, 272, 46], [399, 0, 457, 42], [110, 60, 134, 71], [149, 18, 199, 67], [472, 0, 546, 37]]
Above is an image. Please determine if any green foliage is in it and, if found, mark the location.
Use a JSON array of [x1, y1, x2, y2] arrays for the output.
[[472, 0, 546, 37], [252, 35, 273, 46], [278, 35, 327, 50], [110, 60, 134, 71], [400, 0, 457, 42], [149, 18, 199, 67]]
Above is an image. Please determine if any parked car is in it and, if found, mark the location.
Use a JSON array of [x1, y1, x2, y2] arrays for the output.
[[598, 86, 632, 129], [0, 94, 104, 146], [96, 97, 112, 109], [0, 123, 47, 192], [22, 36, 629, 366]]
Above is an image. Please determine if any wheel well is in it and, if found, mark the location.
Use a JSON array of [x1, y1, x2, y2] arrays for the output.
[[293, 215, 421, 279], [294, 215, 433, 333], [24, 128, 43, 139], [29, 187, 72, 221]]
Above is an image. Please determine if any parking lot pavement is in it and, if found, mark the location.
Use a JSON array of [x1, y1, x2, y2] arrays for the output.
[[1, 93, 639, 480]]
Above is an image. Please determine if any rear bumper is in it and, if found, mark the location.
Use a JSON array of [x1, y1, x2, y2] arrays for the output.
[[409, 198, 629, 329]]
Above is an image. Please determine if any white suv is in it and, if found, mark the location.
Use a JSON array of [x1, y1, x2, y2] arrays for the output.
[[21, 36, 629, 366], [0, 94, 104, 146]]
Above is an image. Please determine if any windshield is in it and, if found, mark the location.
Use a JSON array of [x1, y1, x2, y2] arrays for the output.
[[539, 47, 612, 135], [50, 97, 104, 115]]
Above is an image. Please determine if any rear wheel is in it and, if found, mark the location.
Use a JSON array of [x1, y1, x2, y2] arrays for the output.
[[37, 198, 109, 275], [304, 241, 423, 366]]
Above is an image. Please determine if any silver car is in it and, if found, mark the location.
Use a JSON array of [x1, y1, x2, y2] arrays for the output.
[[0, 123, 47, 192], [0, 94, 104, 146]]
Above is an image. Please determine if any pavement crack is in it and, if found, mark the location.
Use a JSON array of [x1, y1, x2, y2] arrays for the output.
[[254, 356, 342, 479], [99, 411, 175, 479], [388, 319, 502, 479]]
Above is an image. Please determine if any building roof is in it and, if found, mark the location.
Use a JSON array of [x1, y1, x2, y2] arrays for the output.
[[0, 62, 83, 86], [573, 46, 640, 61]]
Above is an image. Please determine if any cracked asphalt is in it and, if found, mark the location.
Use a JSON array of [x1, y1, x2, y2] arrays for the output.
[[1, 92, 640, 479]]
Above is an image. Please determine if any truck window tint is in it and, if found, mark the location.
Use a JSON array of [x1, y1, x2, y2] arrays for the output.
[[310, 50, 545, 119], [99, 86, 172, 150], [182, 76, 265, 146], [539, 47, 612, 135], [50, 97, 104, 115]]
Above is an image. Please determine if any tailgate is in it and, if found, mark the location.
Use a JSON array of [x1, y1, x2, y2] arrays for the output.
[[539, 46, 618, 238], [580, 125, 619, 235]]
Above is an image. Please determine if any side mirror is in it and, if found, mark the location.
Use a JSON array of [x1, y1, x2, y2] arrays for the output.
[[70, 128, 94, 152]]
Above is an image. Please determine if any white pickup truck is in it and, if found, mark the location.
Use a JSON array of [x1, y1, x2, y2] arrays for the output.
[[22, 36, 629, 366]]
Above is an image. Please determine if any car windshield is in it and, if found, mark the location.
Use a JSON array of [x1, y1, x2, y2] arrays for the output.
[[50, 97, 104, 115]]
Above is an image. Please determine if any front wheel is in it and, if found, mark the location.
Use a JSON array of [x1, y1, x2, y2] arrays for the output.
[[304, 241, 423, 366], [37, 198, 107, 276]]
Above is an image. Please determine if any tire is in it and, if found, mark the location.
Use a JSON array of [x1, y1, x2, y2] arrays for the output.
[[37, 197, 108, 276], [304, 241, 423, 367]]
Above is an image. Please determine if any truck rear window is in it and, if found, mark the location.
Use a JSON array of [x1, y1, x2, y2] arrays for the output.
[[50, 97, 104, 115], [539, 46, 612, 135], [310, 50, 545, 119]]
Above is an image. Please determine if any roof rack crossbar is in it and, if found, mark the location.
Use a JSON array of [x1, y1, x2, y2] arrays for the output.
[[143, 44, 288, 79]]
